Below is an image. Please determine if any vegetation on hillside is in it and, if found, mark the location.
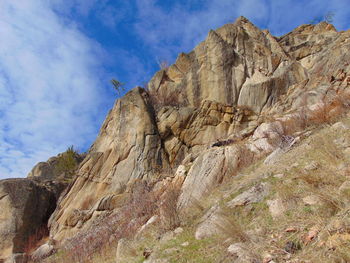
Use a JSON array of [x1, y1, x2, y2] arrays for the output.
[[54, 146, 79, 178]]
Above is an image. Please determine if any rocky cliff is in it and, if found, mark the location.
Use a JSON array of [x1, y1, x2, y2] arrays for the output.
[[2, 16, 350, 263]]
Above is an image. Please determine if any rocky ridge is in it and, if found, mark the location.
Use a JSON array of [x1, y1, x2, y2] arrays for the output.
[[1, 16, 350, 262]]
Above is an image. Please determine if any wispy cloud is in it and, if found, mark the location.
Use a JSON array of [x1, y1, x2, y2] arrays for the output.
[[0, 0, 113, 178]]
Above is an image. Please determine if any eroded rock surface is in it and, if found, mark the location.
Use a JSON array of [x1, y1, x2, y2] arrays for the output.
[[0, 179, 58, 261], [4, 16, 350, 259], [49, 87, 169, 241]]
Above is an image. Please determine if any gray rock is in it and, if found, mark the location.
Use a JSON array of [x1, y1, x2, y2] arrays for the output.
[[227, 183, 270, 207], [31, 243, 55, 261]]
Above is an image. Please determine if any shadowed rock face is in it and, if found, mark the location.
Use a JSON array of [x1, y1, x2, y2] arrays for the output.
[[0, 179, 58, 261]]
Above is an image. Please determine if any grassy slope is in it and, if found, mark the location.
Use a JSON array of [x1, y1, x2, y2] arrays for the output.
[[47, 116, 350, 263], [110, 118, 350, 263]]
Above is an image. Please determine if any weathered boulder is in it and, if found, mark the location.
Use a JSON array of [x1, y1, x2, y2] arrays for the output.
[[178, 145, 244, 209], [0, 179, 57, 261], [157, 100, 259, 165], [227, 183, 270, 207], [27, 152, 84, 181], [30, 243, 55, 262], [195, 205, 226, 240]]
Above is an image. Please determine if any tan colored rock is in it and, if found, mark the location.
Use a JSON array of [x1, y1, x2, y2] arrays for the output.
[[178, 145, 242, 209], [227, 242, 257, 262], [49, 87, 169, 242], [195, 205, 225, 240], [339, 181, 350, 195], [31, 243, 55, 262], [148, 16, 307, 112], [302, 195, 321, 205], [266, 199, 286, 218], [41, 17, 350, 253]]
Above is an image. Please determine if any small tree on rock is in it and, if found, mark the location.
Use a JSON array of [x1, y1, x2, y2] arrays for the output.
[[111, 79, 125, 95]]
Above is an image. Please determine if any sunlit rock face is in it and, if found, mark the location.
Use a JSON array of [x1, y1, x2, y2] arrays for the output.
[[11, 16, 350, 249]]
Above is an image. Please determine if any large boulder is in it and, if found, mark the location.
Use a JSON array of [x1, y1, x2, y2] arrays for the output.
[[27, 151, 84, 182], [0, 179, 58, 261]]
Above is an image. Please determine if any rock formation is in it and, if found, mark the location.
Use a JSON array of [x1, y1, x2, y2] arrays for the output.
[[0, 152, 83, 262], [2, 16, 350, 262], [47, 16, 350, 244], [0, 179, 57, 261]]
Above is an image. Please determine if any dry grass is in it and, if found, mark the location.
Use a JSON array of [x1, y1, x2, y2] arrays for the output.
[[49, 180, 157, 263], [215, 207, 250, 243], [48, 178, 184, 263]]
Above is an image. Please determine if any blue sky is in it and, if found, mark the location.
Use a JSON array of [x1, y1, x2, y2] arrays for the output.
[[0, 0, 349, 178]]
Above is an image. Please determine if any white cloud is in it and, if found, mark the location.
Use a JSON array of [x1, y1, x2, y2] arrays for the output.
[[0, 1, 112, 178]]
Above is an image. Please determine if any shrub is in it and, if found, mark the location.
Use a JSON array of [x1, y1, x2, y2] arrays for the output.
[[147, 86, 188, 111], [111, 79, 125, 95], [156, 59, 169, 70], [61, 180, 158, 263], [54, 146, 78, 176], [24, 225, 49, 255], [159, 184, 181, 231]]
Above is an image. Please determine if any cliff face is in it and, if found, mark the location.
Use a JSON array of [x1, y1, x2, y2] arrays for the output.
[[148, 16, 307, 112], [2, 16, 350, 262], [47, 17, 350, 243]]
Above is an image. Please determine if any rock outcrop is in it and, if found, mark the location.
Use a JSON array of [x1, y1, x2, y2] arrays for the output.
[[46, 17, 350, 244], [148, 16, 307, 112], [0, 179, 58, 261], [49, 87, 169, 241], [27, 150, 84, 182], [3, 16, 350, 262]]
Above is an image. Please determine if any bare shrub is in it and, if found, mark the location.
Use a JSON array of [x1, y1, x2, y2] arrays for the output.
[[159, 184, 181, 231], [157, 59, 169, 70], [309, 92, 349, 125], [62, 180, 158, 263], [309, 102, 332, 125], [24, 225, 49, 255], [215, 207, 250, 243], [237, 144, 256, 171], [280, 117, 300, 136], [147, 86, 188, 111]]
